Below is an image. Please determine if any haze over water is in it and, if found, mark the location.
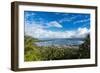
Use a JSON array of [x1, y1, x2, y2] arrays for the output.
[[35, 38, 84, 47]]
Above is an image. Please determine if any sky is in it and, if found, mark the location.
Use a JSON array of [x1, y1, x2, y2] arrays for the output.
[[24, 11, 90, 39]]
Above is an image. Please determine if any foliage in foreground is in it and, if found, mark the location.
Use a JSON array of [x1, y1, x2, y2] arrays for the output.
[[78, 35, 90, 58], [24, 35, 90, 61]]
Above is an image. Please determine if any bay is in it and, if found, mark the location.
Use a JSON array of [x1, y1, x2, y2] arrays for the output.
[[34, 38, 84, 47]]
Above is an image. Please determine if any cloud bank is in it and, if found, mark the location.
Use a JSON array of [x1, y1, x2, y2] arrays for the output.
[[25, 22, 90, 39]]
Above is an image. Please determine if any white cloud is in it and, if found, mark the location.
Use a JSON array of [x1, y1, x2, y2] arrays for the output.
[[48, 21, 62, 28], [25, 12, 90, 39], [59, 18, 72, 23], [25, 12, 36, 22], [74, 27, 90, 38], [25, 12, 36, 17], [25, 22, 90, 39], [73, 18, 90, 24], [59, 15, 81, 23]]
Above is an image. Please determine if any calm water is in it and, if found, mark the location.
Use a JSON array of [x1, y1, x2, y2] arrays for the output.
[[35, 38, 84, 47]]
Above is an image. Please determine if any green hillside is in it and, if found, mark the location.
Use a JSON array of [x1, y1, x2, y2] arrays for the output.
[[24, 35, 90, 61]]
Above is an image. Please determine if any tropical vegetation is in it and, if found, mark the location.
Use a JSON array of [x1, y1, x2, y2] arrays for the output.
[[24, 35, 90, 61]]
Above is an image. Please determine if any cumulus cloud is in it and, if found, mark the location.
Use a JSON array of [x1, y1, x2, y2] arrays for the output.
[[25, 22, 90, 39], [73, 27, 90, 38], [48, 21, 62, 28]]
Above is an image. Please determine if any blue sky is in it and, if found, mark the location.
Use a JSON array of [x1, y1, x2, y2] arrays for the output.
[[24, 11, 90, 39]]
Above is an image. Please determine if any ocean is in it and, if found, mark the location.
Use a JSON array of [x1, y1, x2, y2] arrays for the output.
[[35, 38, 85, 47]]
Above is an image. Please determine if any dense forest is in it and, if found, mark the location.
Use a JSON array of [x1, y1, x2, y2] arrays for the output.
[[24, 35, 90, 61]]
